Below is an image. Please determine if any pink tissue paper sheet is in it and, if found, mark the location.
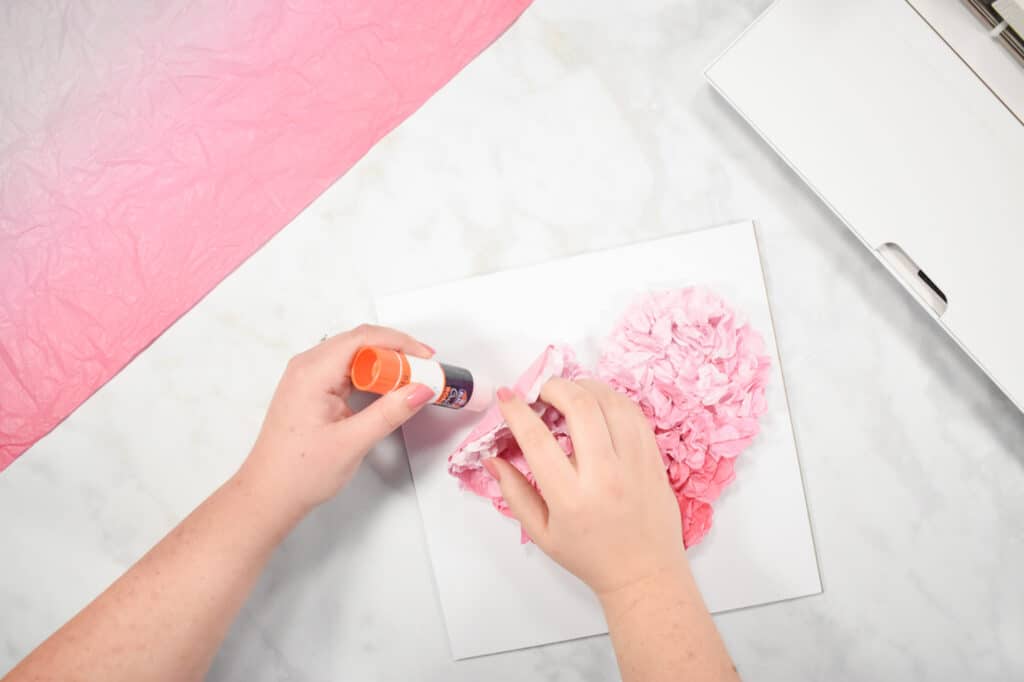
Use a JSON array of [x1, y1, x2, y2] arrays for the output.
[[0, 0, 532, 470], [448, 288, 773, 548]]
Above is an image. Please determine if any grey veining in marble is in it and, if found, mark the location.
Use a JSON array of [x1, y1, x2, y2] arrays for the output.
[[2, 1, 1023, 680]]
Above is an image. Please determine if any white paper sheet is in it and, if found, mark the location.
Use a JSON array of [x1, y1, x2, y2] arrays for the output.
[[375, 221, 821, 659]]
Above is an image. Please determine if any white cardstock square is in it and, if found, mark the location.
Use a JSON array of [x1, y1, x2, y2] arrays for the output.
[[375, 221, 821, 659]]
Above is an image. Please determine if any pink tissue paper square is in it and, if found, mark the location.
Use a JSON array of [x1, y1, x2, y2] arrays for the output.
[[0, 0, 532, 470]]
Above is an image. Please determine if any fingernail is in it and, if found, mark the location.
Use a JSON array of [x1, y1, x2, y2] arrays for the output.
[[406, 384, 435, 408], [483, 458, 501, 481], [421, 343, 436, 356], [496, 386, 514, 402]]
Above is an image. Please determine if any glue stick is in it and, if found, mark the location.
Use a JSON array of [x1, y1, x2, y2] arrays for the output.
[[350, 346, 491, 411]]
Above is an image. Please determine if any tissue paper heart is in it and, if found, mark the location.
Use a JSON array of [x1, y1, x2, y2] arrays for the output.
[[447, 287, 772, 548]]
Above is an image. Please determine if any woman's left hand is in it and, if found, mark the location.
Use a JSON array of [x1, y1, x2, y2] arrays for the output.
[[239, 324, 436, 517]]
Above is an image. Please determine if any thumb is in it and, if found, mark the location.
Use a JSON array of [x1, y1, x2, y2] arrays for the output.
[[340, 383, 435, 455], [485, 457, 549, 544]]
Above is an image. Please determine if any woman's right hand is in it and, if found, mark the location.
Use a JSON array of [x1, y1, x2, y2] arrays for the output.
[[484, 378, 688, 599]]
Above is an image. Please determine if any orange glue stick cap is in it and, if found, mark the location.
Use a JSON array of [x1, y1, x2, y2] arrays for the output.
[[350, 346, 410, 395]]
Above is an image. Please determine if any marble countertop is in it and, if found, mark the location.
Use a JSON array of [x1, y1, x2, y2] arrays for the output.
[[2, 1, 1023, 680]]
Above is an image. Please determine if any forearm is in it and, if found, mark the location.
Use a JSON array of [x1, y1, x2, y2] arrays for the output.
[[600, 559, 739, 682], [6, 466, 302, 682]]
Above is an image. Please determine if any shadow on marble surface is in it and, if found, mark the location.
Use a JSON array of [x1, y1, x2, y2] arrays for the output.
[[211, 464, 410, 678], [208, 411, 422, 680]]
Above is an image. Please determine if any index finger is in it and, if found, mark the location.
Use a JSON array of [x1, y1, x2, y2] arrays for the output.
[[299, 324, 434, 387], [497, 391, 576, 500]]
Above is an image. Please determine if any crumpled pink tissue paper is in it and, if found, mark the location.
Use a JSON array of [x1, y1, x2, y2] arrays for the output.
[[448, 345, 584, 541], [447, 287, 772, 548], [0, 0, 532, 470]]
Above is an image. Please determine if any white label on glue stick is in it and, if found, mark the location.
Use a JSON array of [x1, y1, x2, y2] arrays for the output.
[[405, 355, 445, 403]]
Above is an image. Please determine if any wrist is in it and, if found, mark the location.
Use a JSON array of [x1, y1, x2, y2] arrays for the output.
[[597, 554, 698, 617], [231, 458, 311, 533]]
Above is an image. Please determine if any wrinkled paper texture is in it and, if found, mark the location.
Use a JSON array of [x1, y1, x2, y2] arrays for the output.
[[0, 0, 531, 469]]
